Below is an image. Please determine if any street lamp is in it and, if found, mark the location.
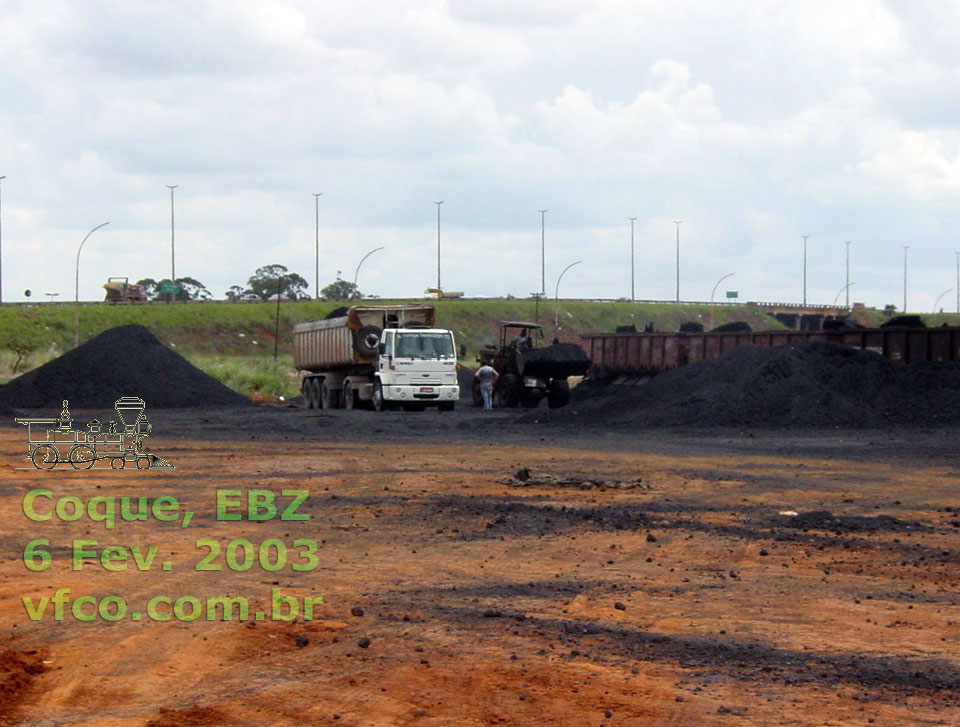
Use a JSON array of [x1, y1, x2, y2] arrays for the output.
[[554, 260, 582, 330], [903, 245, 909, 313], [539, 209, 548, 297], [434, 201, 444, 294], [834, 281, 854, 307], [710, 273, 734, 304], [354, 246, 385, 287], [45, 293, 59, 303], [673, 220, 682, 303], [312, 193, 322, 299], [166, 185, 178, 283], [75, 222, 110, 347], [629, 217, 637, 301], [934, 289, 952, 314], [844, 240, 851, 309], [802, 234, 808, 305], [0, 174, 5, 303]]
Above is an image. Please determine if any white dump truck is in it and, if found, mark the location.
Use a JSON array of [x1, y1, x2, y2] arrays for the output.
[[293, 305, 460, 411]]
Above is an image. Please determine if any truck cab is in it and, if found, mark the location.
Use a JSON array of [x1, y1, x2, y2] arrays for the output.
[[372, 326, 459, 410]]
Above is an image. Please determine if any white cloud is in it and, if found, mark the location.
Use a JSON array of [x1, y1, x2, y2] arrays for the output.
[[2, 1, 960, 311]]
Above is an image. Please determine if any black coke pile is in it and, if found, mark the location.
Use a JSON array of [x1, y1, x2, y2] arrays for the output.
[[0, 325, 250, 409], [570, 339, 960, 427]]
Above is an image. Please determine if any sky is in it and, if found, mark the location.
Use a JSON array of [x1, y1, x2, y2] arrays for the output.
[[2, 0, 960, 310]]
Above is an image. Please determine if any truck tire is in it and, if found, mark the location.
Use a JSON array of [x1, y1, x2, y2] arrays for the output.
[[343, 380, 356, 410], [373, 380, 391, 411], [498, 373, 521, 407], [354, 325, 382, 357], [301, 378, 313, 409], [304, 378, 320, 409], [547, 379, 570, 409], [320, 378, 341, 409]]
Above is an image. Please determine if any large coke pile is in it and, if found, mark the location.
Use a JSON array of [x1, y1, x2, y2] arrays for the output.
[[0, 325, 250, 409], [570, 340, 960, 427]]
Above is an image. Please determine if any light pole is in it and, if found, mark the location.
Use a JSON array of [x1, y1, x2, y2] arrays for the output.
[[673, 220, 682, 303], [434, 201, 444, 294], [539, 209, 548, 297], [834, 281, 854, 307], [802, 234, 808, 305], [75, 222, 110, 347], [711, 273, 734, 304], [629, 217, 637, 301], [354, 246, 385, 287], [902, 245, 908, 313], [167, 184, 178, 283], [844, 240, 851, 308], [313, 193, 322, 299], [554, 260, 582, 330], [0, 175, 5, 303], [934, 289, 952, 314]]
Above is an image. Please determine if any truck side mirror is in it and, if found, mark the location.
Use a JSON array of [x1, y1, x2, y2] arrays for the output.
[[459, 343, 466, 357], [377, 342, 386, 355]]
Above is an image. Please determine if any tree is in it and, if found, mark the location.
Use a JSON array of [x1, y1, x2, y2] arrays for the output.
[[138, 277, 211, 302], [246, 264, 309, 300], [321, 275, 362, 301], [225, 285, 246, 302], [136, 278, 158, 298]]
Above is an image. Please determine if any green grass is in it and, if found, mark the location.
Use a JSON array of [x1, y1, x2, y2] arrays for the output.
[[184, 353, 301, 399]]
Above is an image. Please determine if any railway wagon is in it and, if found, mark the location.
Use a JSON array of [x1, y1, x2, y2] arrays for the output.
[[580, 326, 960, 377]]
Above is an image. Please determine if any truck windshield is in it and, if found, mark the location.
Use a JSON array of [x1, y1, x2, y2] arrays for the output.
[[395, 332, 455, 359]]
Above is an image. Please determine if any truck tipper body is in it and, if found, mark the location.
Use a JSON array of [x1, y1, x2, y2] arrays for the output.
[[293, 305, 460, 411]]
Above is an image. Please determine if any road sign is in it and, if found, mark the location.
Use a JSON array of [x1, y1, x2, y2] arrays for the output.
[[160, 282, 180, 294], [726, 291, 738, 298]]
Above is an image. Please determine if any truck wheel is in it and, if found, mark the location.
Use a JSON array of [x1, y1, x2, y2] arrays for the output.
[[547, 379, 571, 409], [343, 380, 355, 410], [373, 381, 390, 412], [354, 325, 382, 357], [306, 378, 320, 409], [498, 373, 521, 407], [320, 379, 340, 409], [302, 378, 315, 409]]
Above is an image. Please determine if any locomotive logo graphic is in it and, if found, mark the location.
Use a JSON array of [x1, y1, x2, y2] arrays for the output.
[[14, 397, 174, 470]]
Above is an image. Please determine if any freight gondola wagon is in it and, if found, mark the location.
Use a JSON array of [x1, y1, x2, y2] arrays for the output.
[[14, 398, 174, 470]]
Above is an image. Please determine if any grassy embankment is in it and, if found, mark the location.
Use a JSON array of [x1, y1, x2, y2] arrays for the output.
[[2, 300, 950, 398]]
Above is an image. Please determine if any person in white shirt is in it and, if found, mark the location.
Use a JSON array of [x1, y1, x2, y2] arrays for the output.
[[474, 362, 499, 410]]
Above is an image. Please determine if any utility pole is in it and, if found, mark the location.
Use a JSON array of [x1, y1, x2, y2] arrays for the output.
[[313, 193, 322, 299], [629, 217, 637, 301], [0, 175, 5, 303], [673, 220, 682, 303], [956, 251, 959, 315], [802, 234, 808, 305], [539, 209, 548, 297], [903, 245, 908, 313], [434, 201, 444, 294], [167, 185, 178, 283], [844, 240, 851, 309]]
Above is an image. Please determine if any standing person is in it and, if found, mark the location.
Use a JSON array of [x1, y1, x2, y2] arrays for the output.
[[474, 361, 499, 411]]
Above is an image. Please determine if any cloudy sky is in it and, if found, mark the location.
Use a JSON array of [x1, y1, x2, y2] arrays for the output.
[[2, 1, 960, 310]]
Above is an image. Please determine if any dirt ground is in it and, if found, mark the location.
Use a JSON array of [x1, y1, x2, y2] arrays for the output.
[[1, 406, 959, 726]]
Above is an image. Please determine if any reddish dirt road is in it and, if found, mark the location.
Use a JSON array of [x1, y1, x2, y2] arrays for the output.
[[1, 408, 958, 725]]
